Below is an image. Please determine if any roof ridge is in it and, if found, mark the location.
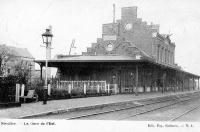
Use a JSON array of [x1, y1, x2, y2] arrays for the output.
[[0, 45, 34, 59]]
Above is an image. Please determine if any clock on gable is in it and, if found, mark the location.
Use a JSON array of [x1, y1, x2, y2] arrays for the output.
[[125, 23, 133, 31], [106, 42, 114, 51]]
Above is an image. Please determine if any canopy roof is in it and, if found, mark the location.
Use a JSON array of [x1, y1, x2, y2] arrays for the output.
[[35, 55, 200, 78], [39, 55, 142, 62]]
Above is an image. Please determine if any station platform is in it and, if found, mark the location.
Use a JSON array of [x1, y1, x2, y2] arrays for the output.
[[0, 90, 198, 119]]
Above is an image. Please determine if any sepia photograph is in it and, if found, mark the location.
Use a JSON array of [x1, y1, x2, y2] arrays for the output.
[[0, 0, 200, 131]]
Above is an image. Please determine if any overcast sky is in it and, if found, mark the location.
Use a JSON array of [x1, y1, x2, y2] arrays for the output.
[[0, 0, 200, 75]]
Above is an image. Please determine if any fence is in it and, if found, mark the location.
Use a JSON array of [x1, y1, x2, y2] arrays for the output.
[[54, 80, 118, 95]]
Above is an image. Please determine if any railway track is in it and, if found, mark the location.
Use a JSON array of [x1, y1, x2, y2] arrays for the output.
[[169, 104, 200, 121], [66, 92, 200, 120]]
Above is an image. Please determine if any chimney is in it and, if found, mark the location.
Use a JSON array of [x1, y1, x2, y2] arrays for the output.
[[121, 6, 137, 21], [113, 4, 116, 23]]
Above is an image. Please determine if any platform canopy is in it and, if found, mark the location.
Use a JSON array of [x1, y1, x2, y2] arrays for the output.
[[35, 55, 200, 78]]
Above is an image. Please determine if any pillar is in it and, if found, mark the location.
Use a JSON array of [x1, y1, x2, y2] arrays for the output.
[[114, 84, 118, 94], [182, 73, 184, 92], [165, 49, 167, 63], [83, 83, 86, 95], [68, 83, 71, 94], [40, 65, 43, 81], [193, 78, 195, 90], [150, 67, 154, 92], [162, 72, 166, 93], [135, 65, 138, 92], [174, 71, 176, 93], [21, 84, 25, 97], [48, 83, 51, 95], [105, 82, 107, 93], [142, 68, 145, 92], [97, 84, 100, 94], [160, 48, 163, 62], [108, 84, 110, 94], [169, 51, 171, 64], [119, 69, 121, 94], [188, 77, 190, 91], [198, 78, 199, 90], [169, 70, 171, 92], [15, 84, 20, 102]]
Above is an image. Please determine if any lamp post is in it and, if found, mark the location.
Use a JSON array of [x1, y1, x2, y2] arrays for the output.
[[42, 28, 53, 104]]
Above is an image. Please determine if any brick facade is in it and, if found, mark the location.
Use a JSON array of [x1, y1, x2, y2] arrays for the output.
[[83, 6, 175, 66]]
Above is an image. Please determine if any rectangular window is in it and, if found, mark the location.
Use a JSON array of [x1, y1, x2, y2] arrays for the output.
[[7, 69, 10, 74]]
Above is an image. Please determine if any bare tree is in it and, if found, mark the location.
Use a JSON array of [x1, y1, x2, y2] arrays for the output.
[[14, 60, 31, 84], [0, 45, 10, 76]]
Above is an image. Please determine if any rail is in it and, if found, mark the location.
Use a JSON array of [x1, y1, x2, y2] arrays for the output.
[[169, 104, 200, 121], [65, 92, 200, 120]]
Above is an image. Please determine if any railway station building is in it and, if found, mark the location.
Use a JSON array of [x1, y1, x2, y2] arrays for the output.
[[36, 6, 200, 94]]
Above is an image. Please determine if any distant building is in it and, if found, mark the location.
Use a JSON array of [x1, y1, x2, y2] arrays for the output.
[[0, 44, 35, 77]]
